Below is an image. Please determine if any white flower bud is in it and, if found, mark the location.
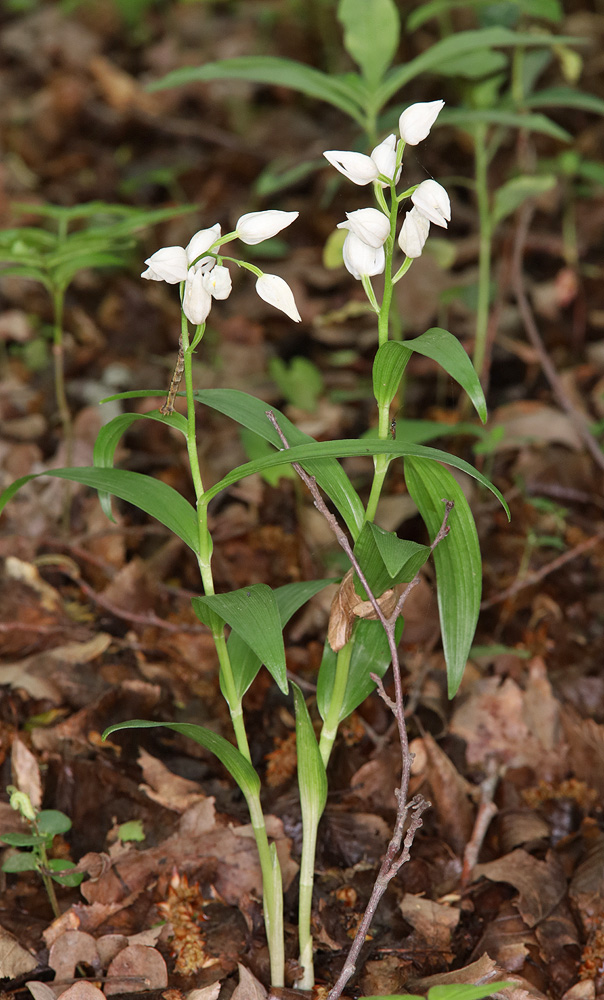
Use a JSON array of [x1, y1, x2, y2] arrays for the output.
[[323, 149, 379, 186], [399, 100, 445, 145], [186, 225, 221, 267], [342, 232, 385, 280], [183, 268, 212, 325], [203, 264, 232, 300], [411, 179, 451, 228], [236, 210, 298, 245], [255, 273, 301, 322], [338, 208, 390, 249], [141, 246, 188, 284], [370, 134, 401, 186], [398, 206, 430, 258]]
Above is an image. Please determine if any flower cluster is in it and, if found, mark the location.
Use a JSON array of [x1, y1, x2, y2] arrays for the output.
[[142, 210, 301, 324], [324, 101, 450, 280]]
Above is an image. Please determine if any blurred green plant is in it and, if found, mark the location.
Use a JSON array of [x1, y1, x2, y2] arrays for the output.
[[1, 787, 83, 919], [0, 201, 193, 468]]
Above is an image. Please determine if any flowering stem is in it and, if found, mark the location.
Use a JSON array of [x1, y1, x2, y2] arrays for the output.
[[473, 121, 492, 381], [181, 310, 284, 985]]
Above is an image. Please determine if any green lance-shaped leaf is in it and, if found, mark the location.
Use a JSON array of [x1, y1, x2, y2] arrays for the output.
[[492, 173, 557, 227], [94, 411, 187, 520], [193, 388, 366, 539], [102, 720, 261, 800], [405, 457, 481, 698], [192, 584, 288, 695], [525, 85, 604, 116], [317, 617, 404, 724], [0, 468, 199, 554], [293, 683, 328, 823], [440, 108, 571, 142], [353, 521, 430, 598], [377, 27, 585, 107], [148, 56, 366, 125], [374, 330, 487, 423], [359, 985, 512, 1000], [338, 0, 400, 89], [225, 579, 336, 703]]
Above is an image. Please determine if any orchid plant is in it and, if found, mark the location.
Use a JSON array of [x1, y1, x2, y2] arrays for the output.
[[0, 104, 509, 992]]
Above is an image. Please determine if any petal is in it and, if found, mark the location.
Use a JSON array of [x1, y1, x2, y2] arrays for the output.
[[370, 134, 400, 186], [255, 273, 301, 322], [183, 269, 212, 324], [236, 210, 299, 245], [342, 232, 385, 280], [338, 207, 390, 248], [186, 225, 221, 266], [399, 100, 445, 145], [398, 206, 430, 258], [203, 264, 232, 300], [323, 149, 379, 186], [141, 246, 188, 284], [411, 179, 451, 228]]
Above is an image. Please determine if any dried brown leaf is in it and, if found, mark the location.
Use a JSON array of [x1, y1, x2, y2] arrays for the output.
[[105, 945, 167, 995]]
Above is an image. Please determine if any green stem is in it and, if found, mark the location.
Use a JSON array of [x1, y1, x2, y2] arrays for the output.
[[297, 812, 321, 987], [180, 311, 284, 985], [473, 122, 492, 381], [37, 844, 61, 920], [318, 639, 354, 768]]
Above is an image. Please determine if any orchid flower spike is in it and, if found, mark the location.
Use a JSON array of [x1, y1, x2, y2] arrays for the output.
[[342, 232, 386, 280], [256, 273, 301, 322], [236, 210, 298, 245], [323, 134, 400, 187], [411, 179, 451, 228], [399, 100, 444, 146], [398, 206, 430, 258], [338, 208, 390, 249], [141, 246, 188, 284]]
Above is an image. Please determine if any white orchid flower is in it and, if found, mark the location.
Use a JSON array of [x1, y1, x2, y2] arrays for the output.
[[324, 134, 401, 187], [186, 224, 221, 268], [399, 100, 445, 146], [236, 210, 298, 245], [338, 208, 390, 249], [342, 232, 386, 280], [398, 206, 431, 258], [370, 134, 401, 186], [255, 274, 301, 322], [411, 179, 451, 228], [141, 246, 188, 284], [183, 269, 212, 325]]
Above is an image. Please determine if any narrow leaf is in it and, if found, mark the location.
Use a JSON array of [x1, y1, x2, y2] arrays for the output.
[[317, 618, 404, 723], [102, 720, 261, 798], [492, 173, 557, 226], [405, 457, 482, 697], [0, 468, 199, 553], [193, 585, 287, 694], [440, 108, 571, 142], [373, 342, 412, 409], [148, 56, 365, 123], [225, 579, 337, 703], [399, 329, 487, 423], [293, 683, 327, 825], [338, 0, 399, 87]]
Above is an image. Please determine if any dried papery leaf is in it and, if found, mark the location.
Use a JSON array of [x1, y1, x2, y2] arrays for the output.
[[137, 748, 206, 813], [187, 983, 222, 1000], [105, 945, 167, 995], [11, 738, 42, 811], [26, 983, 57, 1000], [231, 963, 267, 1000], [0, 925, 38, 978], [327, 570, 356, 651], [421, 732, 475, 854], [48, 931, 100, 982], [473, 849, 566, 927], [55, 983, 105, 1000], [400, 894, 460, 954]]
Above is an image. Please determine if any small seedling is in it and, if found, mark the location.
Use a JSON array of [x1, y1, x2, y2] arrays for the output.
[[1, 787, 83, 919]]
